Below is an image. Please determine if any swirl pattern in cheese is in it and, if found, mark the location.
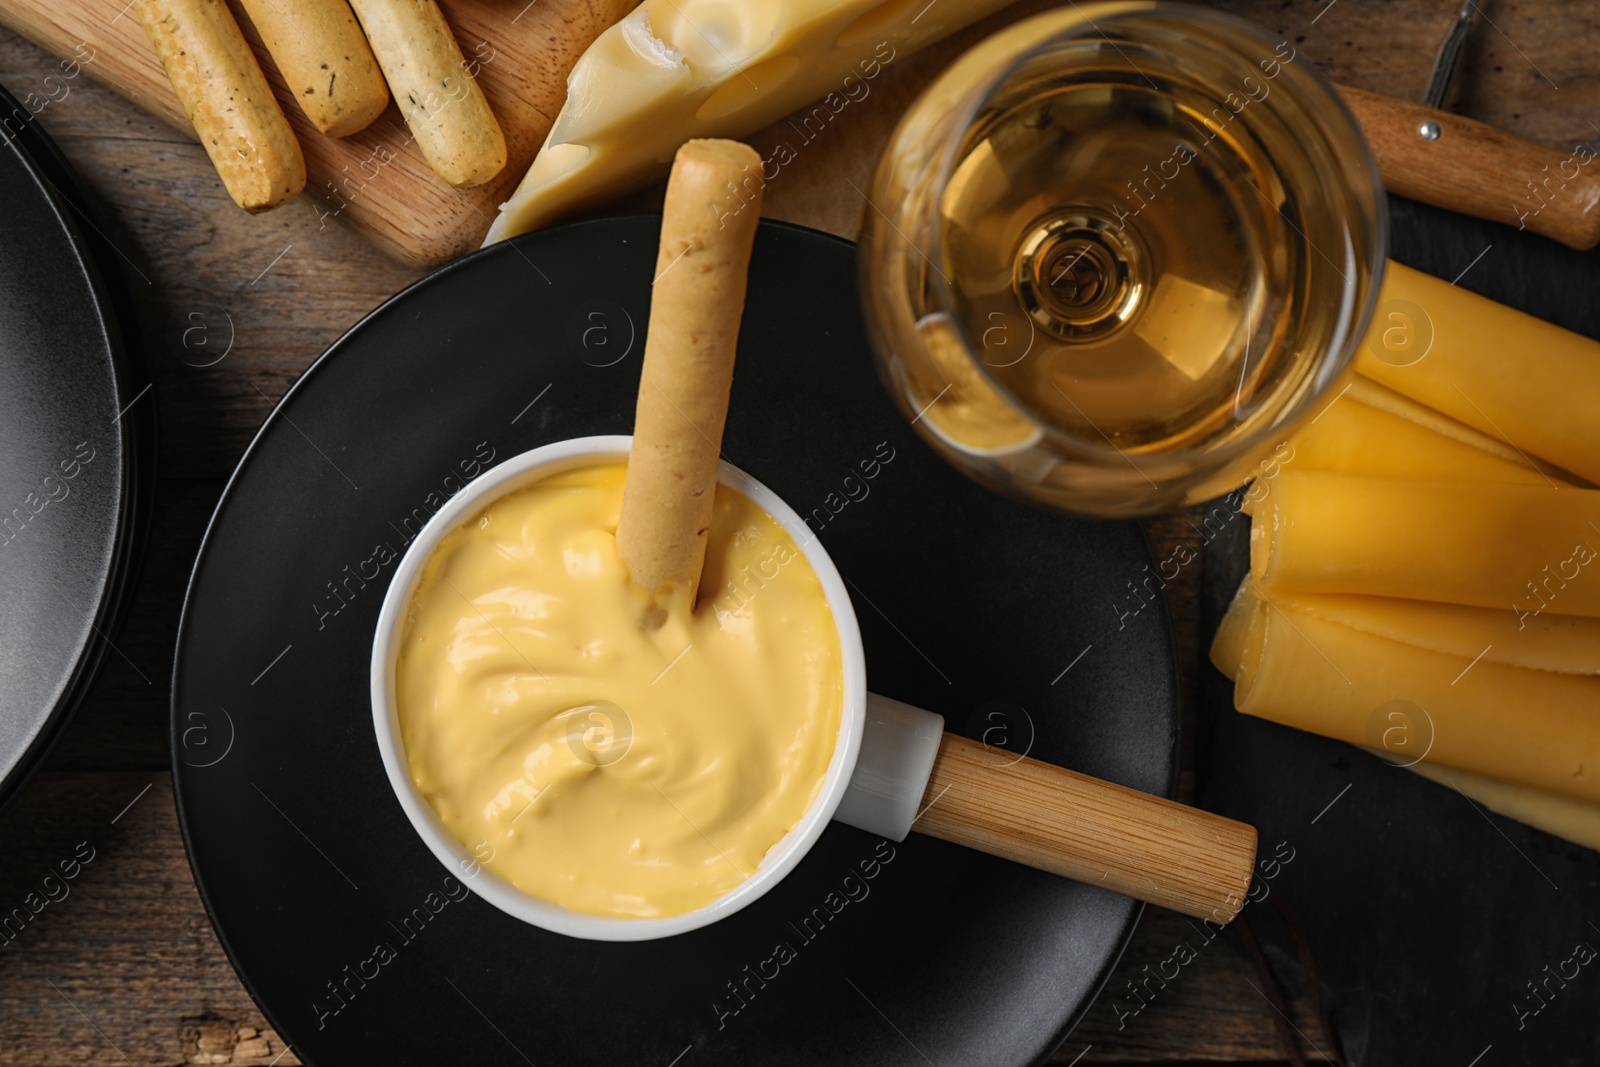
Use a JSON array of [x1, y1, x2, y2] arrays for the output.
[[396, 463, 842, 918]]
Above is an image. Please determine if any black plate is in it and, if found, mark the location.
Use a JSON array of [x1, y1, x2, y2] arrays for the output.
[[172, 217, 1179, 1067], [0, 85, 150, 812], [1199, 195, 1600, 1067]]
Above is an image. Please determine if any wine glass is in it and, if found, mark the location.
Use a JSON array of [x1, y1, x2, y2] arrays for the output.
[[858, 3, 1386, 517]]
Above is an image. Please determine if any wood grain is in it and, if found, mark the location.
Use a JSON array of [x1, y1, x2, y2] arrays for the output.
[[0, 0, 634, 263], [2, 0, 1597, 1061], [915, 733, 1258, 923], [1341, 84, 1600, 249]]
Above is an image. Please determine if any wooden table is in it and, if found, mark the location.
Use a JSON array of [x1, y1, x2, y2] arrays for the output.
[[1, 1, 1592, 1062]]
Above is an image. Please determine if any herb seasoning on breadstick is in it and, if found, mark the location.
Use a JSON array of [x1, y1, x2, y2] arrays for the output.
[[133, 0, 305, 212], [616, 138, 765, 616], [236, 0, 389, 138], [345, 0, 505, 187]]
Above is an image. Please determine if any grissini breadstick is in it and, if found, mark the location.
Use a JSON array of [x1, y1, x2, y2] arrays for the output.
[[345, 0, 505, 187], [133, 0, 305, 212], [236, 0, 389, 137], [616, 138, 765, 613]]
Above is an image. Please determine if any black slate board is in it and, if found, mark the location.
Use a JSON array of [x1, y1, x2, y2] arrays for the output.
[[1198, 195, 1600, 1067], [172, 217, 1183, 1067], [0, 84, 153, 812]]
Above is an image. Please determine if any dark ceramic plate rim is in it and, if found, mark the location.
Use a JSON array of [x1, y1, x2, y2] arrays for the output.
[[0, 84, 153, 814], [170, 216, 1176, 1066]]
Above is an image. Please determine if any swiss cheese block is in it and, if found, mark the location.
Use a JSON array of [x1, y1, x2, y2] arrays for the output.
[[484, 0, 1063, 241], [1355, 261, 1600, 485]]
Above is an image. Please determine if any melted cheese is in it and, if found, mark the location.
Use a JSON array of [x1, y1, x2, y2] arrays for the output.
[[396, 464, 842, 918]]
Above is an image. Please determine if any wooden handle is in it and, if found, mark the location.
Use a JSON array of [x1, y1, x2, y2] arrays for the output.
[[913, 733, 1257, 922], [132, 0, 306, 211], [1340, 85, 1600, 251]]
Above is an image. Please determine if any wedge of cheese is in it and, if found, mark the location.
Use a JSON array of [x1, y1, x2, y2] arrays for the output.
[[1250, 471, 1600, 616], [1290, 392, 1551, 485], [1355, 261, 1600, 485], [483, 0, 1049, 243], [1235, 598, 1600, 803]]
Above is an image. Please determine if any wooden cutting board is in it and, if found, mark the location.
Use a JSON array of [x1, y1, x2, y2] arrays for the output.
[[0, 0, 635, 264]]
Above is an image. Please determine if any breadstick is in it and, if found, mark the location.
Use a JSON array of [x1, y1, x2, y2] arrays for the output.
[[345, 0, 505, 187], [616, 139, 765, 612], [236, 0, 388, 137], [133, 0, 305, 211]]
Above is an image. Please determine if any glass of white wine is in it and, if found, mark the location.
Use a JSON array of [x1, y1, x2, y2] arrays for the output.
[[858, 2, 1386, 517]]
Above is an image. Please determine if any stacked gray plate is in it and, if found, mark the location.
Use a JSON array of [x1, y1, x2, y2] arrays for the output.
[[0, 86, 150, 810]]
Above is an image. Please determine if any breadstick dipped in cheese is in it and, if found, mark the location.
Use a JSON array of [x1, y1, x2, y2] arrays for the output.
[[236, 0, 388, 137], [616, 138, 765, 617], [346, 0, 505, 186], [133, 0, 305, 211]]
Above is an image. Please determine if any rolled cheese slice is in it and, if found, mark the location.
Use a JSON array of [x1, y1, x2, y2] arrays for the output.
[[1345, 376, 1575, 484], [1250, 471, 1600, 617], [1213, 578, 1600, 679], [1355, 261, 1600, 485], [1289, 393, 1550, 486], [1397, 758, 1600, 853], [483, 0, 1035, 242], [1236, 598, 1600, 803]]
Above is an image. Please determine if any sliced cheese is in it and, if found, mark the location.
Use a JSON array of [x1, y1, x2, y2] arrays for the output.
[[483, 0, 1028, 242], [1289, 394, 1550, 485], [1235, 600, 1600, 803], [1261, 588, 1600, 675], [1250, 471, 1600, 617], [1355, 261, 1600, 485], [1345, 375, 1575, 483], [1396, 757, 1600, 853], [1208, 581, 1257, 680]]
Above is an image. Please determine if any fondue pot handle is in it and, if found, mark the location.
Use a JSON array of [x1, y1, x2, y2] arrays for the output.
[[836, 694, 1258, 923]]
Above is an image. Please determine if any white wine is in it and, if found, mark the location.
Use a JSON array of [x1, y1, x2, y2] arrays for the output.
[[940, 56, 1301, 451], [860, 6, 1383, 515]]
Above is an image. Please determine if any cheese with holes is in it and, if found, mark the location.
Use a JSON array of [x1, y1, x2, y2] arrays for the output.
[[483, 0, 1030, 243], [1249, 471, 1600, 617], [1355, 261, 1600, 484]]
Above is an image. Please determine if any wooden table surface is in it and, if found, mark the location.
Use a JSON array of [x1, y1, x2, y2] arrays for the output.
[[1, 1, 1594, 1062]]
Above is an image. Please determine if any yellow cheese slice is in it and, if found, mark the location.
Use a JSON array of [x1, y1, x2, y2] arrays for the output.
[[1345, 376, 1575, 483], [1208, 581, 1257, 680], [1235, 600, 1600, 803], [484, 0, 1061, 242], [1288, 394, 1550, 485], [1355, 261, 1600, 485], [1262, 588, 1600, 675], [1397, 757, 1600, 853], [1216, 585, 1600, 846], [1250, 470, 1600, 617]]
